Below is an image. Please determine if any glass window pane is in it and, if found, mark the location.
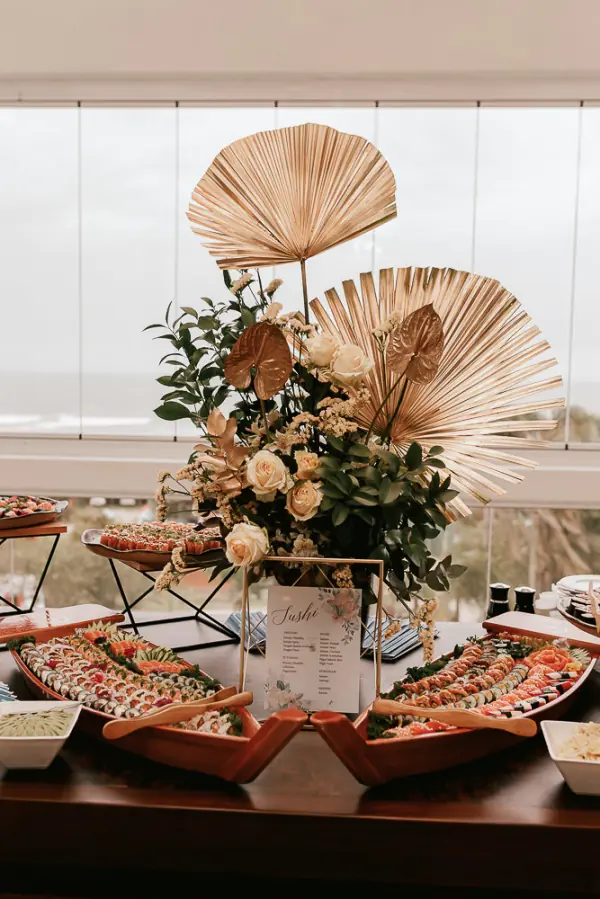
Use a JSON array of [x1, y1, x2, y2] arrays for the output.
[[375, 106, 478, 271], [177, 105, 277, 309], [274, 106, 377, 309], [81, 107, 177, 436], [489, 507, 599, 594], [0, 107, 79, 435], [570, 106, 600, 442], [430, 508, 489, 623], [474, 108, 580, 441], [176, 106, 277, 437]]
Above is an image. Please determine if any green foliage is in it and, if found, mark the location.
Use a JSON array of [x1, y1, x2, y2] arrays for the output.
[[146, 277, 466, 608], [8, 635, 36, 653], [146, 271, 268, 431], [315, 439, 465, 605]]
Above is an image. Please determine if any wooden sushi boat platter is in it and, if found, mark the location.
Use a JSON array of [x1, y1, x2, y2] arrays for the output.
[[6, 607, 600, 786], [312, 612, 600, 786], [9, 618, 306, 783]]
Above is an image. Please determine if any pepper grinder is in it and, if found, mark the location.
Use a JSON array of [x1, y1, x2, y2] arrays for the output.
[[514, 585, 536, 614], [486, 582, 510, 619]]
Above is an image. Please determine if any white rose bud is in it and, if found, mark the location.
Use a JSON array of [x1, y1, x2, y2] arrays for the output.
[[247, 450, 292, 501], [305, 333, 339, 367], [330, 343, 374, 386], [295, 451, 320, 481], [225, 522, 269, 567], [286, 480, 323, 522]]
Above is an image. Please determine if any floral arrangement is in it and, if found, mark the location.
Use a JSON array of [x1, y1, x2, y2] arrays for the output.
[[146, 122, 562, 661], [148, 271, 464, 658]]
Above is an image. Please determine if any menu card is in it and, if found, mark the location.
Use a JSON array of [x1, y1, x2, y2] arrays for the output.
[[264, 586, 361, 714]]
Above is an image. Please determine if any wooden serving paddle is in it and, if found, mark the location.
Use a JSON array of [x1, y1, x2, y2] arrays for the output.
[[372, 698, 537, 737], [102, 687, 252, 740]]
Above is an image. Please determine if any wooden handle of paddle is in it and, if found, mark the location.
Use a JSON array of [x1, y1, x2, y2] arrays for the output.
[[372, 698, 537, 738], [102, 688, 252, 741]]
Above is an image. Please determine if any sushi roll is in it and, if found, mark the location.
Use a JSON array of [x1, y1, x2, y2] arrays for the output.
[[514, 700, 532, 713], [104, 700, 118, 715], [555, 681, 572, 695], [113, 704, 128, 718], [124, 708, 140, 719], [501, 709, 524, 718], [93, 698, 109, 712]]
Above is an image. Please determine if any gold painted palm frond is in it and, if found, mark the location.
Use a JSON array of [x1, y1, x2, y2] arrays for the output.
[[187, 123, 396, 269], [311, 267, 564, 516]]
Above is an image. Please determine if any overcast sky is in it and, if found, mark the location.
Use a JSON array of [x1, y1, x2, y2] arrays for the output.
[[0, 104, 598, 436]]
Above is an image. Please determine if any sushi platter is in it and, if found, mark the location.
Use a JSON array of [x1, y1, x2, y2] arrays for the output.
[[0, 604, 125, 644], [81, 522, 224, 570], [0, 496, 68, 531], [312, 627, 597, 786], [556, 574, 600, 635], [9, 620, 306, 782]]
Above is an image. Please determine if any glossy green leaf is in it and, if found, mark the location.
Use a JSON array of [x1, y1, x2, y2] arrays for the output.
[[405, 442, 423, 470], [153, 402, 191, 421], [332, 504, 350, 526]]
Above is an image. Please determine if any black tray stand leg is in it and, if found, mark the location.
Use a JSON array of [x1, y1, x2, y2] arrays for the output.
[[0, 533, 62, 618], [107, 559, 238, 652]]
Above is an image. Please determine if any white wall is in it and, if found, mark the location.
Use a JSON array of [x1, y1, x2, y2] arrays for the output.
[[1, 0, 599, 100]]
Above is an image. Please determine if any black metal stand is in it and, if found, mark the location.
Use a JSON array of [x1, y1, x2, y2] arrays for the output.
[[0, 533, 62, 617], [107, 559, 239, 652]]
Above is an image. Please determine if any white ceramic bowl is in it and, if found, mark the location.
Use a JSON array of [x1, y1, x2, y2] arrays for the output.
[[0, 701, 81, 770], [542, 720, 600, 795]]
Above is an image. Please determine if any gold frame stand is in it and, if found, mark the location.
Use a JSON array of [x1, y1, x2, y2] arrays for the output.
[[238, 556, 386, 703]]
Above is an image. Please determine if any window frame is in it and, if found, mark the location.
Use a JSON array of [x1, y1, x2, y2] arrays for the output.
[[1, 99, 599, 503]]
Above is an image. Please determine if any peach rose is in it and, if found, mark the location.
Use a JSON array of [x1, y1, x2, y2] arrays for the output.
[[246, 450, 292, 501], [225, 522, 269, 567], [330, 343, 374, 386], [305, 333, 339, 367], [286, 480, 322, 521], [295, 451, 320, 480]]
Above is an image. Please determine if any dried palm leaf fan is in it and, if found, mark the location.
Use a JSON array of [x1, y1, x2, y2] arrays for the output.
[[187, 123, 397, 318], [311, 267, 564, 517]]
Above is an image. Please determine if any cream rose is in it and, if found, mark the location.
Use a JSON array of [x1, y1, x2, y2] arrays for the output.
[[305, 333, 339, 367], [246, 450, 292, 501], [295, 451, 320, 481], [225, 522, 269, 567], [330, 343, 374, 385], [286, 480, 322, 522]]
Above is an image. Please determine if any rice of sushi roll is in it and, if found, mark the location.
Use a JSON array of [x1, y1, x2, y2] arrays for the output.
[[124, 707, 141, 719], [113, 704, 128, 718], [104, 700, 118, 715]]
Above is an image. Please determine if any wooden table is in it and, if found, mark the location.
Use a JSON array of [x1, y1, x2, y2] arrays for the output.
[[0, 620, 599, 896]]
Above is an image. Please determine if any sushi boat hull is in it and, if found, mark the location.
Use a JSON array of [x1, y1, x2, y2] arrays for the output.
[[11, 624, 306, 783], [311, 639, 597, 787]]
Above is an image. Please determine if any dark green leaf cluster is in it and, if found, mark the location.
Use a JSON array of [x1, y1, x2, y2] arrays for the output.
[[146, 273, 268, 429], [9, 635, 37, 653], [316, 439, 466, 609]]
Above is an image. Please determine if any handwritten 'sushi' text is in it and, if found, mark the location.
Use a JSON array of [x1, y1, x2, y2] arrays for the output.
[[271, 602, 319, 626]]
